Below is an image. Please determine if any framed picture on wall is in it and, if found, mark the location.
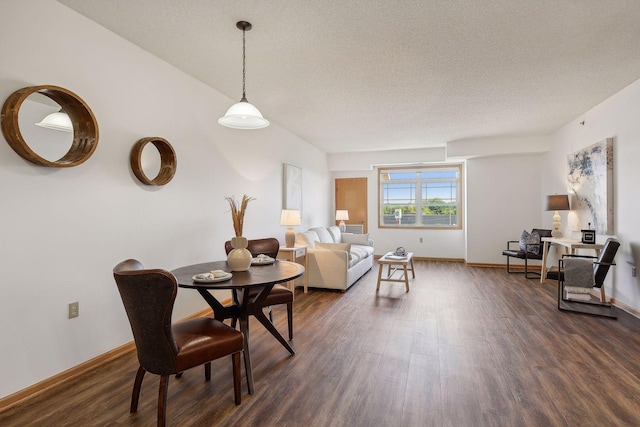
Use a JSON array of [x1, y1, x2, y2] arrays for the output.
[[283, 163, 302, 216], [567, 138, 614, 234]]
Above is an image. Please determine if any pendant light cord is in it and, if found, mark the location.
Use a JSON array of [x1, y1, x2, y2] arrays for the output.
[[218, 20, 269, 129], [241, 26, 247, 101]]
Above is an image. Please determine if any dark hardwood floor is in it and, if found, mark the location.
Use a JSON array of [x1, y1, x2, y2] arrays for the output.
[[3, 261, 640, 426]]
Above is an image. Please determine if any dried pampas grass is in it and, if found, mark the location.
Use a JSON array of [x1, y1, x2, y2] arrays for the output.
[[225, 194, 255, 237]]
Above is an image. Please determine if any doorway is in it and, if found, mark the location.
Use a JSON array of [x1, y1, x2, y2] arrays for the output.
[[335, 178, 368, 233]]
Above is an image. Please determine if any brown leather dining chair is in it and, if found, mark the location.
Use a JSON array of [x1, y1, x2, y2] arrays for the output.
[[224, 237, 294, 340], [113, 259, 244, 427]]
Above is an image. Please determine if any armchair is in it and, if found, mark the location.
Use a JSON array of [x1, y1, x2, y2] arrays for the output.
[[502, 228, 552, 279], [554, 238, 619, 318]]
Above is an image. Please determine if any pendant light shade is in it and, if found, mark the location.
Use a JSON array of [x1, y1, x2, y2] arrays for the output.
[[218, 21, 269, 130], [35, 108, 73, 132], [218, 98, 269, 129]]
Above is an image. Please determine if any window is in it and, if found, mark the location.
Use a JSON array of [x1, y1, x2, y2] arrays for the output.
[[378, 164, 462, 229]]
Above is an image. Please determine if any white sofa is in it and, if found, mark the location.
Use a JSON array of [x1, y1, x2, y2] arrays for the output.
[[295, 225, 374, 291]]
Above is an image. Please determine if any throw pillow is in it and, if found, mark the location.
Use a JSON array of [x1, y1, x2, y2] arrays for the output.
[[519, 230, 541, 254], [341, 233, 370, 246], [327, 226, 341, 243], [310, 227, 334, 243]]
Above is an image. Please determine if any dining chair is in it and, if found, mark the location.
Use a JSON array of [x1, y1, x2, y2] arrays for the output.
[[113, 259, 244, 427], [224, 237, 294, 340]]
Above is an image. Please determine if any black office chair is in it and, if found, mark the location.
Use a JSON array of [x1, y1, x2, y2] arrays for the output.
[[555, 238, 619, 319], [113, 259, 244, 426]]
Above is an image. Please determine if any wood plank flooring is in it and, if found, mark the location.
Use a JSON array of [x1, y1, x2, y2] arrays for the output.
[[3, 261, 640, 426]]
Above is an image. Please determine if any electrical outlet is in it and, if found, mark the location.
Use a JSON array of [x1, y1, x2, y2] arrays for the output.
[[633, 267, 637, 278], [419, 237, 423, 243], [68, 301, 79, 319]]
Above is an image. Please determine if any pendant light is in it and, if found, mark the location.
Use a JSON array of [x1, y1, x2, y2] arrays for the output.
[[218, 21, 269, 130]]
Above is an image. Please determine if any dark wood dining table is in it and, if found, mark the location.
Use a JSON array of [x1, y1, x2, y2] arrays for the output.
[[171, 260, 304, 394]]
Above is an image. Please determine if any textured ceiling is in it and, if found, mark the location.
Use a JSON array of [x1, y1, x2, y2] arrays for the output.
[[58, 0, 640, 154]]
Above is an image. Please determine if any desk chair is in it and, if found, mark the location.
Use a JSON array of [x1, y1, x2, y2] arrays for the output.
[[555, 238, 619, 319], [113, 259, 244, 427], [224, 238, 294, 340]]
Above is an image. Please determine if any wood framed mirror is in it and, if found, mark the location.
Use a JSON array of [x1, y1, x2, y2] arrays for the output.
[[130, 137, 177, 186], [1, 85, 99, 167]]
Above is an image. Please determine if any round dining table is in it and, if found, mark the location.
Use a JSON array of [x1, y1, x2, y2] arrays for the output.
[[171, 260, 304, 394]]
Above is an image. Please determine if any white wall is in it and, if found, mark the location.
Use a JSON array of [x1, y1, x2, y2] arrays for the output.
[[330, 166, 465, 260], [466, 154, 544, 264], [329, 147, 546, 263], [327, 147, 463, 259], [544, 78, 640, 311], [447, 135, 550, 159], [0, 0, 330, 399], [327, 147, 446, 171]]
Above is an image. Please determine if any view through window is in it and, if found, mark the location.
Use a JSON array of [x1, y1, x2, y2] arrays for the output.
[[378, 165, 462, 229]]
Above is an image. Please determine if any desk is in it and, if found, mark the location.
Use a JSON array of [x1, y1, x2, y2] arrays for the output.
[[376, 252, 415, 292], [277, 245, 308, 292], [540, 237, 603, 283], [172, 260, 304, 394]]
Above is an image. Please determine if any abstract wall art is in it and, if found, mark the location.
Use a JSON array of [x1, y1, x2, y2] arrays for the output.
[[567, 138, 614, 234], [283, 163, 302, 216]]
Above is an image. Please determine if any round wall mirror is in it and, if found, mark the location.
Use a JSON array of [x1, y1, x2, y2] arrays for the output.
[[1, 85, 99, 167], [130, 137, 177, 186]]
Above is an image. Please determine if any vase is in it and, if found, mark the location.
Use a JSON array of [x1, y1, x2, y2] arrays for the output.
[[227, 236, 252, 272]]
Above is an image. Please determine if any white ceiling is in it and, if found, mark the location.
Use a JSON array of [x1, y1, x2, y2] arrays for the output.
[[58, 0, 640, 154]]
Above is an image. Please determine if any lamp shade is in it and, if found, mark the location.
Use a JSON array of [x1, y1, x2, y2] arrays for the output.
[[218, 99, 269, 129], [546, 194, 570, 211], [280, 209, 301, 226], [35, 109, 73, 132], [335, 210, 349, 221]]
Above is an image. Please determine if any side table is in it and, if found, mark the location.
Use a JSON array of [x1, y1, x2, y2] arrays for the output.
[[277, 245, 308, 292], [377, 252, 415, 292]]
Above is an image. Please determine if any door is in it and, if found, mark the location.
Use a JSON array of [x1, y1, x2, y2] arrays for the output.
[[335, 178, 368, 233]]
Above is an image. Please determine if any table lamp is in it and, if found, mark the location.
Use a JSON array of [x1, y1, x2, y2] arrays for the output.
[[546, 194, 570, 238], [335, 210, 349, 232], [280, 209, 301, 248]]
